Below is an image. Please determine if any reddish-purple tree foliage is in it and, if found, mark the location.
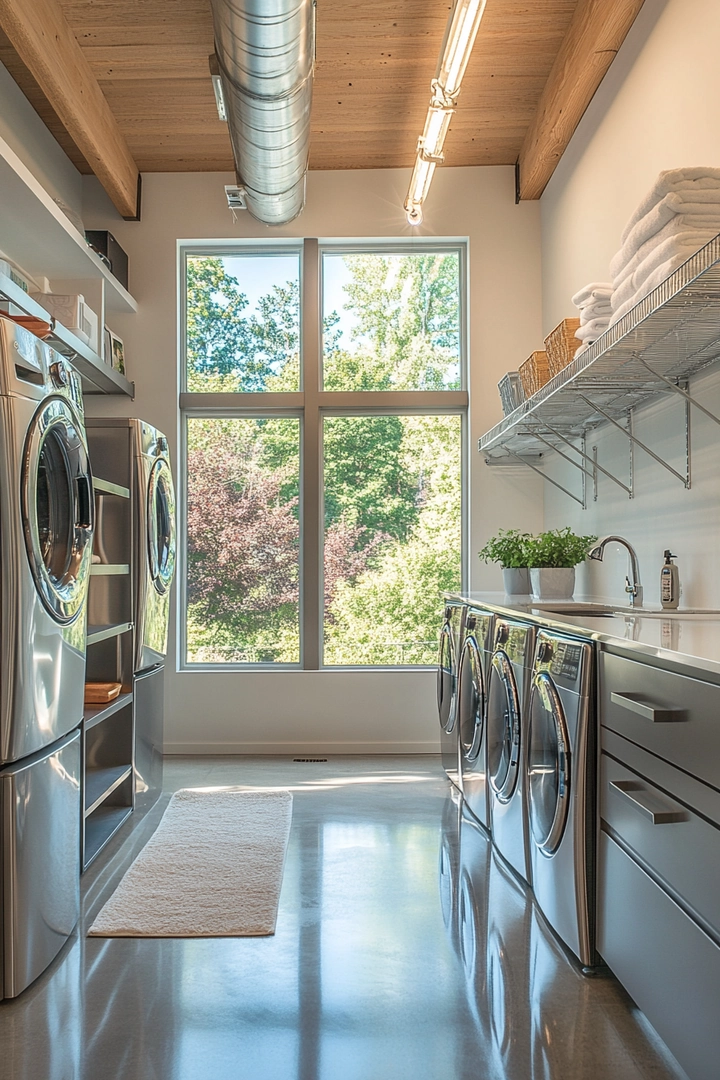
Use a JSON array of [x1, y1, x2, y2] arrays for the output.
[[324, 522, 386, 619], [187, 445, 299, 622], [187, 441, 385, 628]]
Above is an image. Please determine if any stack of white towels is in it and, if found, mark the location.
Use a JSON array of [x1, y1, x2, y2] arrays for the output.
[[572, 282, 613, 358], [609, 167, 720, 325]]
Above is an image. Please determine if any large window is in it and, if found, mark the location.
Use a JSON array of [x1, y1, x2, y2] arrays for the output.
[[180, 241, 467, 669]]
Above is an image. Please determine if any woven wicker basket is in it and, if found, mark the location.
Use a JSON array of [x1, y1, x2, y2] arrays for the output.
[[519, 350, 551, 398], [544, 318, 581, 378], [497, 371, 525, 415]]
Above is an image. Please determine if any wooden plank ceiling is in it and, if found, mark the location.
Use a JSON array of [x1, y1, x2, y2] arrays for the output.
[[0, 0, 580, 175]]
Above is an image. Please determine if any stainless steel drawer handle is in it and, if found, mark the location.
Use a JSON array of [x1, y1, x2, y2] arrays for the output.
[[609, 780, 688, 825], [610, 691, 684, 723]]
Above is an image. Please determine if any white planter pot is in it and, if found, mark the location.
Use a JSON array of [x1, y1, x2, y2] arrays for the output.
[[530, 567, 576, 600], [502, 567, 530, 595]]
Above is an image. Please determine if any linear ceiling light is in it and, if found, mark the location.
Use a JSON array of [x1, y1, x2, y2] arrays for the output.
[[404, 0, 487, 226]]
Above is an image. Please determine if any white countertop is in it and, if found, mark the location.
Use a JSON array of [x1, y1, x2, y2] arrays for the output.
[[448, 592, 720, 682]]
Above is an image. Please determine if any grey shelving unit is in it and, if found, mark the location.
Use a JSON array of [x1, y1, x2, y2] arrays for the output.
[[479, 234, 720, 505], [82, 474, 135, 870]]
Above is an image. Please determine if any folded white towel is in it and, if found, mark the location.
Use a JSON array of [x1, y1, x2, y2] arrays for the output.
[[612, 223, 719, 300], [571, 282, 613, 307], [621, 168, 720, 244], [575, 316, 611, 342], [609, 249, 705, 326], [613, 195, 720, 273], [579, 301, 612, 322]]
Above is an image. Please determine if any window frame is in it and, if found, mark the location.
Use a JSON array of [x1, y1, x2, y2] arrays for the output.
[[178, 238, 469, 672]]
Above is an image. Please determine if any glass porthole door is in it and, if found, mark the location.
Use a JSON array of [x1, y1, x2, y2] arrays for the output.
[[458, 633, 485, 761], [22, 398, 94, 623], [527, 671, 571, 855], [437, 620, 456, 733], [487, 651, 520, 802], [147, 458, 176, 596]]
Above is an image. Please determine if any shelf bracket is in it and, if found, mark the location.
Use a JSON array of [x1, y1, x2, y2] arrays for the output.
[[531, 422, 632, 496], [499, 449, 585, 506], [576, 393, 689, 489], [634, 356, 720, 428]]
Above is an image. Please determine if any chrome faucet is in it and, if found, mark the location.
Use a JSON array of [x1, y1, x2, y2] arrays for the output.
[[588, 535, 643, 607]]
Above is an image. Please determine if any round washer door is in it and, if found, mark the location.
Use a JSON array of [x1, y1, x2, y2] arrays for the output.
[[527, 671, 571, 856], [147, 457, 176, 596], [487, 651, 520, 802], [437, 619, 457, 733], [23, 397, 94, 624], [457, 633, 485, 762]]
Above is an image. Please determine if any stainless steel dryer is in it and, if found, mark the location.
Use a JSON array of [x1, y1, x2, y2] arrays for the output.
[[486, 616, 536, 886], [456, 605, 494, 830], [0, 315, 91, 997], [437, 600, 465, 789], [527, 629, 595, 968], [131, 420, 176, 673]]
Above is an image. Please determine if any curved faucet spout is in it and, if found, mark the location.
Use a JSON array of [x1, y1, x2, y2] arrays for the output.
[[588, 534, 643, 607]]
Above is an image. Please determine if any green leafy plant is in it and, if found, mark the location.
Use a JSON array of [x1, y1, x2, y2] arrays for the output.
[[525, 527, 597, 568], [478, 529, 531, 569]]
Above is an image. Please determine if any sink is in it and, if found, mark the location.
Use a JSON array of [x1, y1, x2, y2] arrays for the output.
[[532, 602, 720, 619], [531, 602, 618, 617]]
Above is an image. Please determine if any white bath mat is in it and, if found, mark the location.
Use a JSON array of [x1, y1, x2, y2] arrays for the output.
[[89, 788, 293, 937]]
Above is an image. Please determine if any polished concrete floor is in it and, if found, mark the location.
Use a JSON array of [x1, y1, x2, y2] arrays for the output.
[[0, 756, 688, 1080]]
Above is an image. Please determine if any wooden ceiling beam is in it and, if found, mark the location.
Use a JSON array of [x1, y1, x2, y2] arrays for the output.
[[0, 0, 140, 218], [517, 0, 647, 201]]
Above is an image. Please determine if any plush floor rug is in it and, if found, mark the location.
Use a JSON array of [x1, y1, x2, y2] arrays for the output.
[[89, 788, 293, 937]]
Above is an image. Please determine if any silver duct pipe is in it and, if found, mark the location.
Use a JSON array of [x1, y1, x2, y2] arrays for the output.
[[209, 0, 315, 226]]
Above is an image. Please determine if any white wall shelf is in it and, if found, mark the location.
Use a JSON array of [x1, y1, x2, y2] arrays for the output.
[[0, 133, 136, 314], [478, 234, 720, 503], [0, 270, 135, 397]]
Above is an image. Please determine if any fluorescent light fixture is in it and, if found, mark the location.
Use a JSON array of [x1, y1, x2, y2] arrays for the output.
[[404, 0, 487, 226], [208, 54, 228, 122]]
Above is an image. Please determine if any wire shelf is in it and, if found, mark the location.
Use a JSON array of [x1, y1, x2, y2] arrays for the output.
[[479, 234, 720, 462]]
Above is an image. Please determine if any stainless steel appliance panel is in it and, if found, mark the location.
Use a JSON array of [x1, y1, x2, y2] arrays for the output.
[[438, 601, 465, 789], [1, 729, 81, 999], [134, 664, 164, 817]]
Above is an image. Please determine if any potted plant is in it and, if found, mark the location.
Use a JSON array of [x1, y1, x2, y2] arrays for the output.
[[478, 529, 532, 595], [524, 527, 597, 599]]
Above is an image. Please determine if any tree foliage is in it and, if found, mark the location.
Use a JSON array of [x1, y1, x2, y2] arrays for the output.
[[185, 250, 463, 665]]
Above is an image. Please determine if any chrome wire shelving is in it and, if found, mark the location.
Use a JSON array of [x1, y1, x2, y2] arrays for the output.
[[479, 235, 720, 503]]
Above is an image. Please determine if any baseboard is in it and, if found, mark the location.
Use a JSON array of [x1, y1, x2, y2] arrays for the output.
[[163, 740, 441, 756]]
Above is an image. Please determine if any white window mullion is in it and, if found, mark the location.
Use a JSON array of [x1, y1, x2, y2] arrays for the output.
[[301, 238, 321, 669]]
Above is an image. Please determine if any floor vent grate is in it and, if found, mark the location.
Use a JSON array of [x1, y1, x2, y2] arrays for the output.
[[293, 758, 328, 763]]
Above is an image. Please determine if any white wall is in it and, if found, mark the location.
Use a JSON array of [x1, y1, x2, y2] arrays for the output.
[[82, 166, 544, 753], [0, 61, 83, 225], [539, 0, 720, 608]]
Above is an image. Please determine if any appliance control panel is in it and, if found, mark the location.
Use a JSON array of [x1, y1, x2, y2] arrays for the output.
[[535, 633, 591, 690]]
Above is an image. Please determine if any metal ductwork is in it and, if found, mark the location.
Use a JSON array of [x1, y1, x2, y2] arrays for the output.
[[209, 0, 315, 226]]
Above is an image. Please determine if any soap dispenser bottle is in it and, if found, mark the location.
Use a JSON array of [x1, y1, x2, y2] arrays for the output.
[[660, 550, 680, 609]]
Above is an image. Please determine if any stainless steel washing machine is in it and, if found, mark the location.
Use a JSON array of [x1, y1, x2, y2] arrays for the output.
[[0, 317, 93, 758], [527, 629, 595, 967], [437, 600, 466, 789], [131, 420, 176, 673], [456, 605, 494, 830], [486, 616, 536, 886], [0, 316, 90, 997]]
